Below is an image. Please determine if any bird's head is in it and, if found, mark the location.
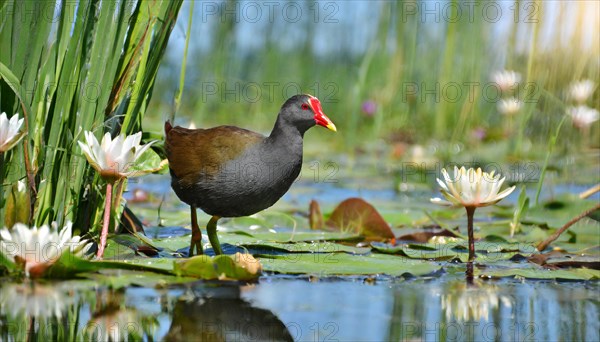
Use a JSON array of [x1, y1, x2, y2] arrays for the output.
[[279, 94, 337, 134]]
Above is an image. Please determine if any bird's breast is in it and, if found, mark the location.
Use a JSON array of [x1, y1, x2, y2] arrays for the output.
[[218, 149, 302, 195]]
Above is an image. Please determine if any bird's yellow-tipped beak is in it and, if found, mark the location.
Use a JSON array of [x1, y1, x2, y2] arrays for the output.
[[323, 119, 337, 132], [309, 97, 337, 132]]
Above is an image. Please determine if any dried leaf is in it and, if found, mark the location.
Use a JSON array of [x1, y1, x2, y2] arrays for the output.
[[326, 198, 394, 241], [309, 199, 324, 230]]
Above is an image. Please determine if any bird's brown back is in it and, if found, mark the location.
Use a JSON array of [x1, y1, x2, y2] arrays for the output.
[[164, 123, 265, 186]]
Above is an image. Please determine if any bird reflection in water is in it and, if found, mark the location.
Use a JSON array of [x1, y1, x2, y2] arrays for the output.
[[165, 285, 293, 342]]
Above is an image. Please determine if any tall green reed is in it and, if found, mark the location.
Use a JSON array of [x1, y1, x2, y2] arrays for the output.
[[0, 0, 182, 233]]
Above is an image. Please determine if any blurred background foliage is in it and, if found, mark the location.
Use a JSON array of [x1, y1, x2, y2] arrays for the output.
[[150, 0, 599, 154]]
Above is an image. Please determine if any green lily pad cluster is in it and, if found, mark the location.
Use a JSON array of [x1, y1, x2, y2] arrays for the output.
[[2, 192, 597, 284]]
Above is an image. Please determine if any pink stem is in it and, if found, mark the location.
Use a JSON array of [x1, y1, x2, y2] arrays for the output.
[[96, 182, 113, 259]]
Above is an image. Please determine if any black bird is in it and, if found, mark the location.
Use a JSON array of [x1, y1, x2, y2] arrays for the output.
[[165, 94, 336, 255]]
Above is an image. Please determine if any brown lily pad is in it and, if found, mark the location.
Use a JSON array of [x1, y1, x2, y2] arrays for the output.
[[324, 198, 395, 242], [309, 199, 324, 230], [528, 250, 600, 270]]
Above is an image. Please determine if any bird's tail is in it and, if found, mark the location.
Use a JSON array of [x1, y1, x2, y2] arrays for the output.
[[165, 121, 173, 135]]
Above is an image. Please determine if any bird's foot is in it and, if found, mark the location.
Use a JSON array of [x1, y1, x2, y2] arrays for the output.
[[188, 230, 204, 256]]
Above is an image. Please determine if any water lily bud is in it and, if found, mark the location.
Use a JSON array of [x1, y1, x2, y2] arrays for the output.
[[4, 180, 30, 229]]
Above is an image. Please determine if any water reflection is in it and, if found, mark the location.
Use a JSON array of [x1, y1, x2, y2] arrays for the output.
[[164, 285, 292, 341], [0, 282, 73, 319], [387, 279, 599, 342], [440, 280, 512, 322], [0, 282, 78, 341], [0, 278, 598, 341], [84, 289, 157, 341], [0, 281, 292, 341]]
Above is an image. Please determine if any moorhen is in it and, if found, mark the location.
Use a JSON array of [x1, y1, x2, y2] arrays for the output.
[[165, 94, 336, 255]]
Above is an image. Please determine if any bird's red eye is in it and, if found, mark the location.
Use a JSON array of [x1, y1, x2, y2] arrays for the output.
[[301, 103, 310, 110]]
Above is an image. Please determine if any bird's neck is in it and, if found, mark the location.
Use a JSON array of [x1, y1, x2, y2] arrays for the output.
[[268, 115, 305, 145]]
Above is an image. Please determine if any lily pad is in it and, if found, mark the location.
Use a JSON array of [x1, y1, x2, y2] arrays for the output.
[[396, 228, 459, 243], [44, 251, 173, 279], [309, 199, 324, 229], [247, 231, 361, 243], [174, 253, 261, 281], [83, 269, 197, 288], [545, 256, 600, 270], [259, 253, 440, 277], [528, 250, 600, 269], [371, 241, 536, 263], [239, 241, 371, 255], [550, 219, 600, 251], [148, 230, 362, 255], [524, 194, 599, 229], [324, 198, 395, 241], [111, 234, 161, 257], [481, 267, 600, 280]]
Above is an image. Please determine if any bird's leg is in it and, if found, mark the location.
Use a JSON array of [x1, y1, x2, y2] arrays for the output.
[[189, 205, 203, 256], [207, 216, 223, 255]]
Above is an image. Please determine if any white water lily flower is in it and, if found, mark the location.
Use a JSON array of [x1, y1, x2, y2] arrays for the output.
[[431, 166, 516, 208], [491, 70, 521, 92], [497, 97, 522, 116], [78, 131, 156, 180], [566, 106, 600, 129], [568, 80, 595, 104], [0, 222, 92, 277], [431, 167, 515, 261], [0, 112, 25, 152]]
